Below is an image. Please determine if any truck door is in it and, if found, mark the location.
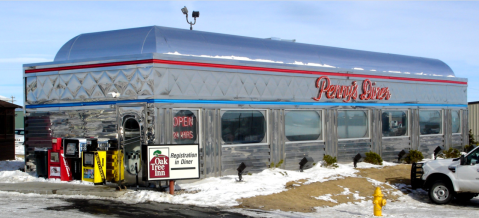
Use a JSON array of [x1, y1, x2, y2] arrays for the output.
[[455, 148, 479, 192]]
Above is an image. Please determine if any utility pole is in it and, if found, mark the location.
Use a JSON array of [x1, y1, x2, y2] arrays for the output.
[[10, 95, 15, 103]]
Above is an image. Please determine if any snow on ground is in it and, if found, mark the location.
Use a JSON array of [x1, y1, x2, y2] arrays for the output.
[[0, 191, 101, 218], [0, 157, 92, 185], [0, 158, 403, 207], [0, 158, 379, 207], [119, 162, 362, 207], [229, 195, 479, 218], [1, 157, 479, 217]]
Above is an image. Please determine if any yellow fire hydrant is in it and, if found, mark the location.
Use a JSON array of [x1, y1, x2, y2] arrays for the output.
[[373, 187, 387, 216]]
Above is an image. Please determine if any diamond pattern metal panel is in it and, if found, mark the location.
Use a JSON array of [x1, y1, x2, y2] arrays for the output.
[[26, 67, 156, 104], [25, 66, 466, 105], [447, 85, 467, 104], [384, 82, 417, 103], [415, 84, 447, 103]]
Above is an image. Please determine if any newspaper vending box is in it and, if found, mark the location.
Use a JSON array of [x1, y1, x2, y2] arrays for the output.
[[47, 138, 73, 181], [82, 150, 107, 185], [63, 138, 90, 180], [105, 139, 124, 183]]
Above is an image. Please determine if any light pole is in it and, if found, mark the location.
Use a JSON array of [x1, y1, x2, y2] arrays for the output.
[[181, 6, 200, 30]]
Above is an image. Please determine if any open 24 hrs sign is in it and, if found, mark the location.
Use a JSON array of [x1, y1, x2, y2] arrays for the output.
[[147, 144, 200, 181]]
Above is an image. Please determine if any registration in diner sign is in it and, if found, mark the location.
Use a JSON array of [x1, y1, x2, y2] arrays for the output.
[[147, 144, 200, 181]]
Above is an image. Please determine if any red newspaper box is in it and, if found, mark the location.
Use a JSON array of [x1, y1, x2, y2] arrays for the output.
[[48, 138, 73, 181]]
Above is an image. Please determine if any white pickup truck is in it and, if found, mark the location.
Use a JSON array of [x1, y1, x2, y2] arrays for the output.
[[411, 146, 479, 204]]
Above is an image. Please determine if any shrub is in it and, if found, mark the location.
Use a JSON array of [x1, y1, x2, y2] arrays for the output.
[[323, 155, 338, 168], [403, 150, 424, 164], [269, 159, 284, 168], [363, 151, 383, 165], [469, 129, 478, 145], [464, 144, 476, 153], [275, 159, 284, 168], [438, 148, 461, 159]]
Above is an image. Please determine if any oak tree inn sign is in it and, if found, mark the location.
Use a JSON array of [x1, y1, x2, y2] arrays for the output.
[[147, 144, 200, 181], [312, 76, 392, 102]]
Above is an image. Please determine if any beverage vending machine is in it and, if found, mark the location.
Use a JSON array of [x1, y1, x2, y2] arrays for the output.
[[63, 138, 92, 180], [80, 139, 125, 185], [47, 138, 73, 181]]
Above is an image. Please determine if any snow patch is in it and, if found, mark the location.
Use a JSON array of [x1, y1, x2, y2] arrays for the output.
[[314, 194, 337, 203]]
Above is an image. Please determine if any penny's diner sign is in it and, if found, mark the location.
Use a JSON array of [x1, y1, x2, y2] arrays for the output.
[[312, 76, 391, 102]]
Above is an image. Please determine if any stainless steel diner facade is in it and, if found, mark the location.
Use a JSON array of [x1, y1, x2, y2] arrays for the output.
[[23, 26, 468, 184]]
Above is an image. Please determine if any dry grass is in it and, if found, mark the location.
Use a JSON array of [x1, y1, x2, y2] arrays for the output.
[[236, 164, 411, 213]]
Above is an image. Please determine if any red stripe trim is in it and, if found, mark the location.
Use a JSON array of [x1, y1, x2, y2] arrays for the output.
[[25, 59, 467, 85]]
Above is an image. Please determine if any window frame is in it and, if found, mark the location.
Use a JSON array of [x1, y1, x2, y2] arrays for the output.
[[337, 109, 371, 141], [171, 108, 202, 145], [284, 109, 324, 144], [451, 109, 462, 135], [419, 109, 444, 136], [381, 109, 410, 139], [220, 109, 269, 147]]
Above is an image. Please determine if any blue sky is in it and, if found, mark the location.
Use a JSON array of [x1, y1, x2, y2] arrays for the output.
[[1, 1, 478, 106]]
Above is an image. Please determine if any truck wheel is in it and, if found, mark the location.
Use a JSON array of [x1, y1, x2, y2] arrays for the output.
[[429, 180, 453, 204]]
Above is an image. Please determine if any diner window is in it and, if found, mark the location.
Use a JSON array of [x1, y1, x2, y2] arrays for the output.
[[221, 110, 266, 144], [285, 110, 322, 142], [173, 110, 198, 144], [419, 110, 442, 135], [337, 110, 369, 139], [451, 110, 461, 134], [382, 110, 408, 137]]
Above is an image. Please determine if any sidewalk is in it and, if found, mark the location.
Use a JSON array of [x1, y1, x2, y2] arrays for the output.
[[0, 182, 128, 198]]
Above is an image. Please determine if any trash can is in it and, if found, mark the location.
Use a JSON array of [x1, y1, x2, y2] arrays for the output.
[[34, 148, 49, 179]]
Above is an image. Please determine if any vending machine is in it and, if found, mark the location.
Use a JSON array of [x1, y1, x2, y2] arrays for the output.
[[97, 139, 109, 151], [47, 138, 61, 180], [47, 138, 73, 181], [105, 139, 124, 183], [63, 138, 89, 180], [85, 138, 98, 152], [82, 150, 107, 185]]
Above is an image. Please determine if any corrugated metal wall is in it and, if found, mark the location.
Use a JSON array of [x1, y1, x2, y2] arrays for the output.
[[468, 103, 479, 142], [24, 106, 117, 172], [23, 62, 469, 178]]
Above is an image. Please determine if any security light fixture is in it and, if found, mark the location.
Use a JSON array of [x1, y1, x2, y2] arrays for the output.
[[192, 11, 200, 18], [181, 6, 188, 15], [353, 153, 362, 168], [398, 150, 406, 163], [434, 146, 442, 160], [181, 6, 200, 30], [237, 161, 252, 181], [299, 157, 314, 172]]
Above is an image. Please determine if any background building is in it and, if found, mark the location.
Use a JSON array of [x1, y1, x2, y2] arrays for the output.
[[15, 108, 24, 129], [0, 100, 22, 160], [468, 101, 479, 143]]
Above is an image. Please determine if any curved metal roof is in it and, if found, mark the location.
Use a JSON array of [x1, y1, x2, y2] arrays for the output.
[[54, 26, 455, 77]]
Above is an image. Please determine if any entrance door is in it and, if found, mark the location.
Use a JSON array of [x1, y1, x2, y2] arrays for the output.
[[118, 105, 145, 185]]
